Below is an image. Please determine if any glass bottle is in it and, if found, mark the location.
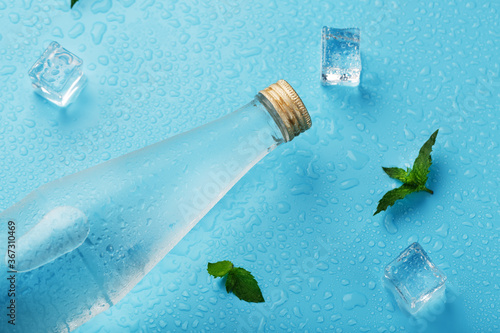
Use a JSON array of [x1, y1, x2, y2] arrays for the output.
[[0, 80, 311, 332]]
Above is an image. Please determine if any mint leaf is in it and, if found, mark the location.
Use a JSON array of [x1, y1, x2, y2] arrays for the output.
[[405, 129, 439, 187], [71, 0, 80, 8], [228, 268, 265, 303], [207, 262, 265, 303], [382, 167, 409, 182], [207, 260, 233, 277], [374, 184, 419, 215], [225, 271, 236, 293], [374, 130, 439, 215]]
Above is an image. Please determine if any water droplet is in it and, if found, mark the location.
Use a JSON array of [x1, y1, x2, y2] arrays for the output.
[[308, 276, 322, 290], [435, 223, 449, 238], [19, 145, 28, 156], [9, 13, 20, 24], [346, 150, 370, 170], [68, 23, 85, 39], [238, 47, 262, 58], [293, 306, 303, 318], [52, 27, 64, 38], [311, 303, 321, 312], [404, 125, 415, 141], [384, 214, 398, 234], [276, 202, 290, 214], [0, 65, 16, 76], [117, 0, 135, 7], [179, 32, 191, 44], [91, 22, 107, 45], [342, 292, 367, 310], [91, 0, 112, 14], [433, 240, 443, 252], [385, 302, 395, 312], [464, 168, 478, 178], [339, 178, 360, 190], [290, 183, 313, 195], [408, 235, 419, 243], [331, 313, 342, 322]]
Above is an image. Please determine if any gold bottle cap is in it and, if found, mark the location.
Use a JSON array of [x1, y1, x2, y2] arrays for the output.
[[259, 80, 312, 142]]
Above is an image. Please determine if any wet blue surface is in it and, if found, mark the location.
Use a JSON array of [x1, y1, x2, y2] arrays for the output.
[[1, 0, 499, 332]]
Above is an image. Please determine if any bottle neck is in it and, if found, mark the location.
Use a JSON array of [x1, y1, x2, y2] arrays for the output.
[[227, 96, 287, 155], [256, 93, 291, 143]]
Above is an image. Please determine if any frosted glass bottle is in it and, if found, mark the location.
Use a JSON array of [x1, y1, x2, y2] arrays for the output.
[[0, 80, 311, 332]]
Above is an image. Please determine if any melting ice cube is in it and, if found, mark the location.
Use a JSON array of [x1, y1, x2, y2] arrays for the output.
[[9, 206, 89, 272], [321, 27, 361, 86], [28, 41, 87, 107], [384, 242, 447, 314]]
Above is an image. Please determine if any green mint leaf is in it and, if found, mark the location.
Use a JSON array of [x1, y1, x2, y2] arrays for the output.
[[225, 270, 236, 293], [382, 167, 409, 182], [375, 130, 439, 215], [207, 262, 265, 303], [374, 184, 419, 215], [207, 260, 233, 278], [228, 267, 265, 303], [71, 0, 79, 8], [405, 129, 439, 186]]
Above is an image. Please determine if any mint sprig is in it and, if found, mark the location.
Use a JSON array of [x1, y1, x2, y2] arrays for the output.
[[207, 260, 233, 277], [374, 129, 439, 215], [207, 260, 264, 303], [71, 0, 79, 8]]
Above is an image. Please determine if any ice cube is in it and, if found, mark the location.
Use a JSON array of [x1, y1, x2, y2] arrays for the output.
[[28, 41, 87, 107], [11, 206, 89, 272], [321, 27, 361, 86], [384, 242, 447, 314]]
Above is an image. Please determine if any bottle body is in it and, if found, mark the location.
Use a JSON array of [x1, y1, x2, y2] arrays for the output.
[[0, 96, 285, 332]]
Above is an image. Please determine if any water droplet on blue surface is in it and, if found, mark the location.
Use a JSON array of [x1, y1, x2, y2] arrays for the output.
[[435, 223, 449, 237], [384, 214, 398, 234], [91, 22, 107, 45], [342, 292, 367, 310], [91, 0, 112, 14], [68, 23, 85, 39], [346, 150, 370, 170], [339, 178, 360, 190], [404, 125, 415, 141]]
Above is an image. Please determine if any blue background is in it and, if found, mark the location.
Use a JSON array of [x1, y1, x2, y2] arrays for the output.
[[1, 0, 499, 332]]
